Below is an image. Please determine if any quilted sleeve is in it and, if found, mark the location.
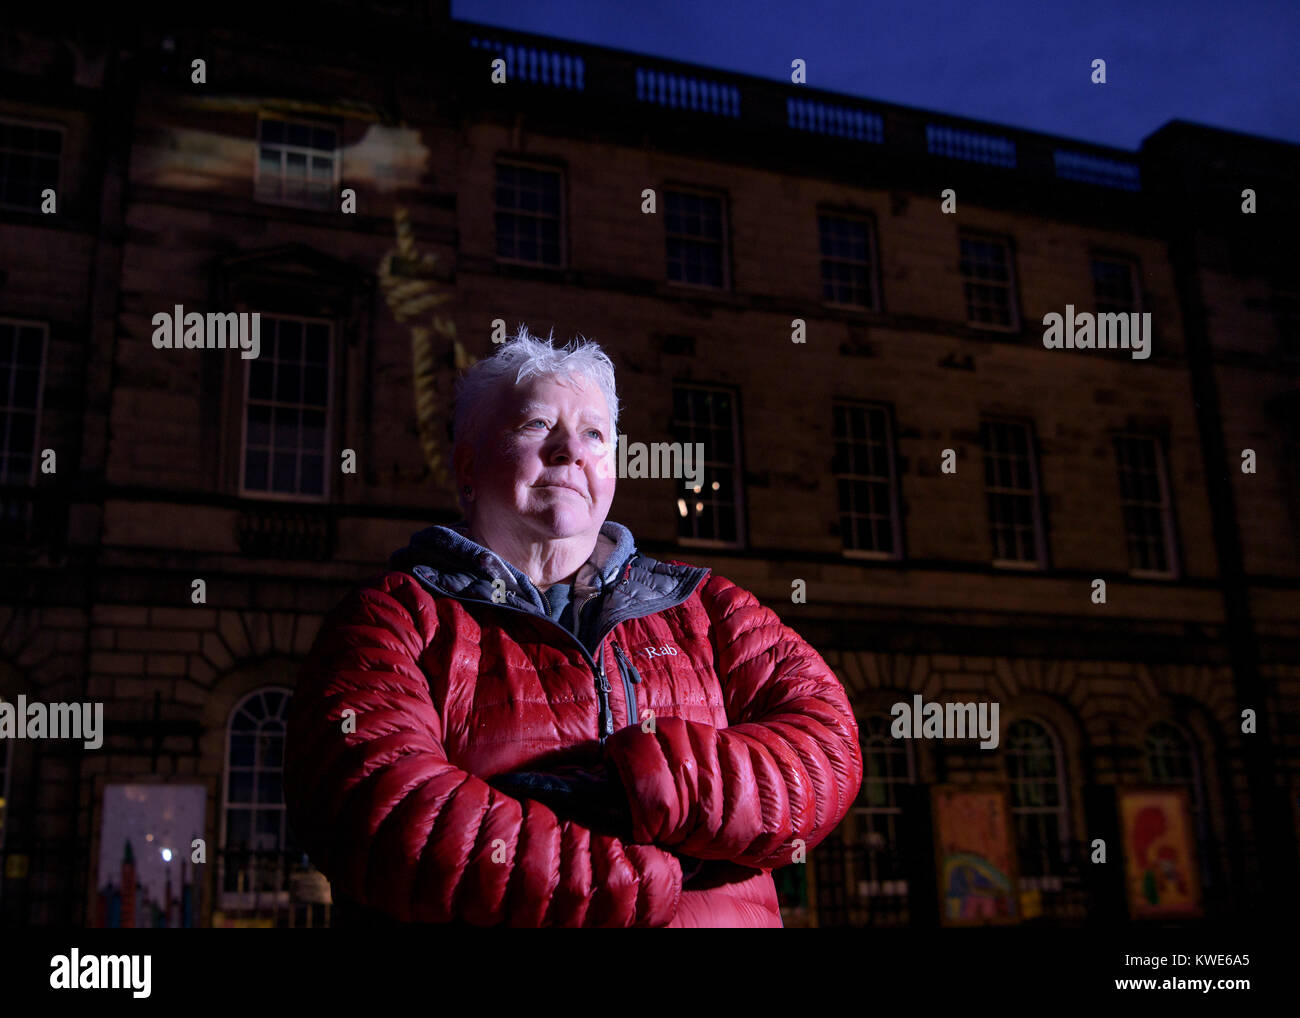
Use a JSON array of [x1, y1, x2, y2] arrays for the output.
[[283, 573, 684, 927], [602, 572, 863, 871]]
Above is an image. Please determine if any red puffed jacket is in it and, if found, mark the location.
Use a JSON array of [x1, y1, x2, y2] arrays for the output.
[[284, 519, 863, 927]]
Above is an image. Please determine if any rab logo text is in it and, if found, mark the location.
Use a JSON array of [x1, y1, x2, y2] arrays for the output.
[[641, 644, 679, 659]]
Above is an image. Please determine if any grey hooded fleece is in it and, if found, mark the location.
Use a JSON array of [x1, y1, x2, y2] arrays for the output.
[[387, 518, 639, 655], [384, 517, 712, 742]]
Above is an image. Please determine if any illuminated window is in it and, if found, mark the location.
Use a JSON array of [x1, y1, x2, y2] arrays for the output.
[[671, 384, 743, 546], [255, 116, 338, 210]]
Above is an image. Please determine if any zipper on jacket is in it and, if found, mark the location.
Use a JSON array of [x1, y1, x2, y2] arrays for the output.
[[612, 642, 641, 728], [449, 591, 618, 743], [411, 568, 709, 744], [595, 639, 614, 738], [614, 642, 643, 684], [578, 589, 615, 737]]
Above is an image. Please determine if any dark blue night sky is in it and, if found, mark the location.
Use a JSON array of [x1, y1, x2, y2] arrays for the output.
[[453, 0, 1300, 149]]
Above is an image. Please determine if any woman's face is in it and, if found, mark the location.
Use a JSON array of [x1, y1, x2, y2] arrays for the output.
[[464, 374, 617, 542]]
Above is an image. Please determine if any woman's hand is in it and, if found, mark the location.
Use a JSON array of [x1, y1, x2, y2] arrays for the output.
[[486, 761, 636, 844]]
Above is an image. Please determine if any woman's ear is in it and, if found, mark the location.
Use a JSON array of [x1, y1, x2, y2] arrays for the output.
[[453, 440, 474, 492], [452, 440, 475, 515]]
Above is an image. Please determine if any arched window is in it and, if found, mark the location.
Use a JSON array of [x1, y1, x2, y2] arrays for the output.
[[845, 713, 915, 922], [1004, 718, 1070, 880], [0, 728, 11, 851], [1144, 720, 1211, 886], [1145, 721, 1204, 812], [220, 686, 294, 907]]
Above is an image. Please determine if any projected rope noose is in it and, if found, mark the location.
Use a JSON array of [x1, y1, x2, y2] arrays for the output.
[[378, 207, 477, 499]]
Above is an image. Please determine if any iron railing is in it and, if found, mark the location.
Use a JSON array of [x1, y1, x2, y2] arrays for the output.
[[212, 848, 333, 928]]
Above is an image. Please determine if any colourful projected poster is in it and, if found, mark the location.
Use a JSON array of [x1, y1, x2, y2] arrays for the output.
[[932, 785, 1020, 926], [96, 784, 206, 928], [1118, 787, 1203, 919]]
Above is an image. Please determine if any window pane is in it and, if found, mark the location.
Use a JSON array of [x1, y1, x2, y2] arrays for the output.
[[260, 732, 284, 768], [17, 327, 42, 364], [255, 809, 282, 850], [249, 361, 273, 402], [303, 365, 327, 405], [275, 362, 301, 402], [257, 770, 283, 805], [229, 734, 255, 767], [305, 324, 329, 364], [273, 406, 298, 449], [228, 770, 253, 803], [300, 455, 324, 494], [244, 449, 268, 489], [226, 808, 252, 846], [301, 410, 325, 452], [272, 451, 297, 491]]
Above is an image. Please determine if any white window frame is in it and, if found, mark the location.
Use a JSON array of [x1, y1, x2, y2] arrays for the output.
[[834, 401, 902, 560], [848, 712, 915, 900], [492, 159, 566, 269], [959, 233, 1020, 332], [0, 317, 49, 546], [1114, 433, 1179, 579], [238, 313, 334, 504], [818, 211, 880, 312], [1144, 720, 1206, 821], [1090, 254, 1144, 316], [981, 417, 1047, 569], [253, 114, 341, 211], [1005, 716, 1071, 890], [664, 186, 730, 291], [218, 686, 294, 912], [673, 382, 746, 550], [1144, 719, 1213, 889]]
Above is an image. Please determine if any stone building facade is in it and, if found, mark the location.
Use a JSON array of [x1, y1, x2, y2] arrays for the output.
[[0, 6, 1296, 926]]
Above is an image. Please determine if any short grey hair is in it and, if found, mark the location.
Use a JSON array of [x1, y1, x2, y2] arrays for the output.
[[451, 323, 621, 458]]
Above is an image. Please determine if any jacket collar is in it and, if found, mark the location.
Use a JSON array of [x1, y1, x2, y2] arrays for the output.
[[388, 518, 636, 616], [388, 518, 710, 633]]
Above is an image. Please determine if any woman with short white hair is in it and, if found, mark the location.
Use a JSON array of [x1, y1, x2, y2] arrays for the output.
[[285, 326, 863, 927]]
